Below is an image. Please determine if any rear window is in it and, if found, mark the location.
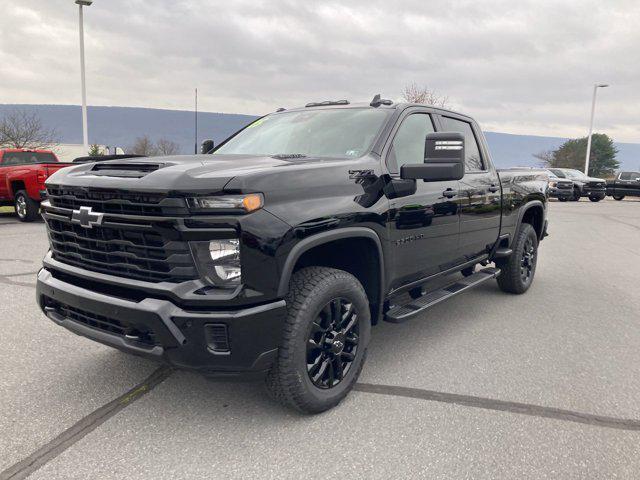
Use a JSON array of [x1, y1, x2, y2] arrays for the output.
[[1, 151, 57, 166], [619, 172, 640, 180]]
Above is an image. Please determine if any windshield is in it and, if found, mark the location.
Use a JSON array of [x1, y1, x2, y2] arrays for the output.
[[1, 151, 57, 166], [215, 108, 390, 159], [562, 169, 588, 180], [548, 168, 566, 178]]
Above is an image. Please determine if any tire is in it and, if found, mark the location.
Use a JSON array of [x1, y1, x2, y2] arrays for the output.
[[495, 223, 538, 294], [14, 190, 40, 222], [589, 196, 602, 202], [613, 195, 625, 201], [558, 197, 568, 202], [572, 189, 581, 201], [265, 267, 371, 414], [461, 265, 476, 277]]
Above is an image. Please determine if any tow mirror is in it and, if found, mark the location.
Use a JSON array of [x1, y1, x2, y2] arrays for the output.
[[201, 139, 215, 154], [401, 132, 465, 182]]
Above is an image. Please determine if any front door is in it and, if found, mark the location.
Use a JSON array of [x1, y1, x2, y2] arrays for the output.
[[0, 153, 8, 201], [439, 115, 501, 261], [385, 111, 461, 290]]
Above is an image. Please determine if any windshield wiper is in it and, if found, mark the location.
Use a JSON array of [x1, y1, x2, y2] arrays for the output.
[[271, 154, 307, 160]]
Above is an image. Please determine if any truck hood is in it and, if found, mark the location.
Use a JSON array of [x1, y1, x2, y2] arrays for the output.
[[45, 154, 333, 193]]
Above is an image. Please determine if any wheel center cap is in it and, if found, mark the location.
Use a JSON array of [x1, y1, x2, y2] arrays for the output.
[[327, 332, 346, 355]]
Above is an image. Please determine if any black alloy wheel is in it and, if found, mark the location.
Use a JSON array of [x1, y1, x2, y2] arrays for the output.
[[265, 266, 371, 413], [306, 298, 360, 389], [520, 235, 536, 285], [496, 223, 538, 294]]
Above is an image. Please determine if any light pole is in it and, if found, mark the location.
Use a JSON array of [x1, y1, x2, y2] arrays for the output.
[[584, 83, 609, 175], [76, 0, 93, 152]]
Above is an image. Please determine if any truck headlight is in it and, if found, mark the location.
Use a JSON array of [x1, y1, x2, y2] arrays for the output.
[[187, 194, 263, 213], [549, 181, 557, 188], [190, 239, 241, 287]]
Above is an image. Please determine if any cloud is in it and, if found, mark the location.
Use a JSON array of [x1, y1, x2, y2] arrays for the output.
[[0, 0, 638, 141]]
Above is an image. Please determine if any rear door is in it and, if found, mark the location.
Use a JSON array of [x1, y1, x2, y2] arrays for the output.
[[438, 115, 501, 261], [384, 109, 461, 289]]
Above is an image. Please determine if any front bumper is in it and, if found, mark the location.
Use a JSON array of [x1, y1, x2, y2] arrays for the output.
[[548, 188, 573, 199], [36, 268, 286, 378], [582, 187, 606, 198]]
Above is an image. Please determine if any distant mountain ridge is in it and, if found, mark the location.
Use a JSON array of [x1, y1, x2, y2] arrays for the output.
[[1, 104, 638, 171]]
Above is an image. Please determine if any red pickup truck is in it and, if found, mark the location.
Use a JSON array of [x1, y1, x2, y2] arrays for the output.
[[0, 149, 72, 222]]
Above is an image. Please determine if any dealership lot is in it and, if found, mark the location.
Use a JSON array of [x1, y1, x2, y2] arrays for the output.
[[1, 200, 640, 479]]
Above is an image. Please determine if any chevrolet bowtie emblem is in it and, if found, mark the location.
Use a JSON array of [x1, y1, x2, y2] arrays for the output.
[[71, 206, 104, 229]]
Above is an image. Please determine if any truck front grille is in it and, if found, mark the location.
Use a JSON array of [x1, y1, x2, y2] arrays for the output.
[[46, 186, 188, 216], [45, 216, 198, 283]]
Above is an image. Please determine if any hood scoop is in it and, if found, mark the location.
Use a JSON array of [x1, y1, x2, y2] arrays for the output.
[[90, 162, 170, 178]]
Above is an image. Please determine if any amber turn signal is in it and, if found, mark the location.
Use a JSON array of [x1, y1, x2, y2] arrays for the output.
[[242, 194, 263, 212]]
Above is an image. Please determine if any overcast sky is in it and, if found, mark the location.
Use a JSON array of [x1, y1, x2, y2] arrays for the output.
[[1, 0, 638, 142]]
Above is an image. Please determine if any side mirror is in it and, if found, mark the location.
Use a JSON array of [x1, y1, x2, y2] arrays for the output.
[[401, 132, 465, 181], [201, 139, 215, 154]]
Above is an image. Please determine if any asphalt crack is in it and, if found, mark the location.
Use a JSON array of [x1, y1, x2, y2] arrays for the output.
[[0, 366, 174, 480], [355, 383, 640, 432]]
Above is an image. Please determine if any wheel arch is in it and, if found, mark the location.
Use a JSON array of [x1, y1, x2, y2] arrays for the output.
[[517, 200, 545, 240], [277, 227, 385, 324], [10, 180, 26, 198]]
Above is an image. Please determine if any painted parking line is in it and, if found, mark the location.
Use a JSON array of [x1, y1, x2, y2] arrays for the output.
[[355, 383, 640, 432], [0, 366, 174, 480]]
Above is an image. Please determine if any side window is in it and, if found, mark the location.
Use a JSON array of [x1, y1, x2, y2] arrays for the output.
[[440, 116, 485, 172], [620, 172, 640, 180], [387, 113, 435, 173]]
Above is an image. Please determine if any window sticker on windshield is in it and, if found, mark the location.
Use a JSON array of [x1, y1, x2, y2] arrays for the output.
[[346, 150, 360, 157]]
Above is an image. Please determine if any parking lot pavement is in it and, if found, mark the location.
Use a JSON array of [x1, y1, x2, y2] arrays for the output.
[[0, 217, 158, 473], [2, 199, 640, 479]]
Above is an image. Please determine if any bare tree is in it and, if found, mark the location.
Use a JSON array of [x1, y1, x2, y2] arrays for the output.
[[533, 150, 554, 166], [0, 109, 59, 149], [401, 82, 450, 108], [128, 136, 181, 156], [155, 138, 180, 156], [129, 135, 157, 156]]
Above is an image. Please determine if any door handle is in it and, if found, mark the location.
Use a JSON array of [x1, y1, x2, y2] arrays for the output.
[[443, 189, 457, 198], [488, 184, 499, 193]]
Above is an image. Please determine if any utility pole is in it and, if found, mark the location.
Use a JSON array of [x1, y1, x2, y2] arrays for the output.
[[584, 83, 609, 175], [194, 88, 198, 154], [76, 0, 93, 152]]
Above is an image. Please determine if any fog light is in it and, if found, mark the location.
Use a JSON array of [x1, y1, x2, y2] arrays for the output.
[[209, 239, 239, 262], [190, 239, 241, 287]]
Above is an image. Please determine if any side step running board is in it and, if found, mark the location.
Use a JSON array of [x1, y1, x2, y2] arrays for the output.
[[384, 267, 501, 323]]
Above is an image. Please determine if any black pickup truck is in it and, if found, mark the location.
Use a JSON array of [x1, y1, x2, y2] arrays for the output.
[[548, 168, 607, 202], [36, 97, 548, 413], [607, 171, 640, 200]]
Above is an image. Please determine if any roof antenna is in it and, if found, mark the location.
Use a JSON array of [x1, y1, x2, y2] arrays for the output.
[[370, 94, 393, 107]]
